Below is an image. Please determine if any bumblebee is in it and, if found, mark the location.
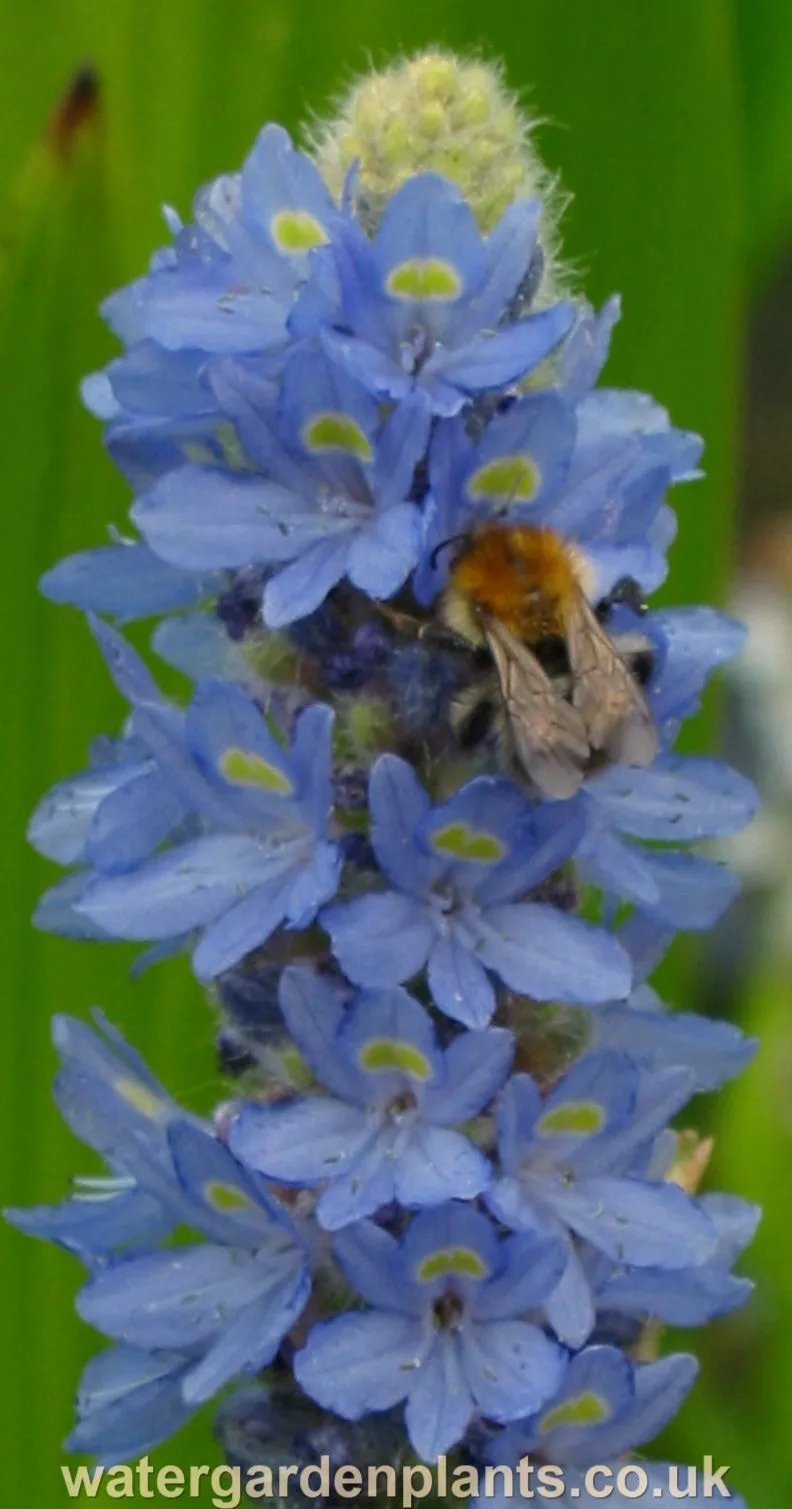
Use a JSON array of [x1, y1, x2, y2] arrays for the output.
[[439, 522, 658, 799]]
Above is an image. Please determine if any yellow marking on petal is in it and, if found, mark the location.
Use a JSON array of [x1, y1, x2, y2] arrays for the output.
[[182, 441, 218, 468], [214, 421, 252, 471], [182, 424, 252, 474], [203, 1180, 257, 1214], [113, 1077, 168, 1121], [271, 210, 328, 252], [430, 821, 506, 864], [537, 1101, 605, 1137], [359, 1038, 432, 1080], [302, 412, 373, 460], [540, 1393, 609, 1433], [468, 455, 540, 504], [418, 1246, 488, 1282], [220, 747, 294, 796], [386, 257, 461, 301]]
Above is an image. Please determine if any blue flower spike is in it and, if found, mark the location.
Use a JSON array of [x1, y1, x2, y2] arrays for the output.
[[11, 49, 757, 1500]]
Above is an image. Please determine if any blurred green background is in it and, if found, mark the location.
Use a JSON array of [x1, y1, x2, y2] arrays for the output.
[[2, 0, 791, 1503]]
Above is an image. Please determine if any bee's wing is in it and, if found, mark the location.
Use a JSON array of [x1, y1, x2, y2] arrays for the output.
[[566, 593, 658, 767], [484, 618, 591, 799]]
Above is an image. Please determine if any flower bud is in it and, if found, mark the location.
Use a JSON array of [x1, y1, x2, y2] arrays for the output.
[[309, 49, 569, 300]]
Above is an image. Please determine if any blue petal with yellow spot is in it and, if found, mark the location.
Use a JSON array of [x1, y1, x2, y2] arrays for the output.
[[295, 1205, 566, 1460], [307, 174, 574, 415], [228, 973, 513, 1228], [485, 1348, 697, 1472], [323, 757, 629, 1025], [31, 627, 341, 977], [487, 1058, 718, 1345]]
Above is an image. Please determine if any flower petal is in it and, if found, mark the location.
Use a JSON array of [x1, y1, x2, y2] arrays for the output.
[[405, 1335, 473, 1460], [461, 1319, 566, 1422], [347, 502, 423, 599], [76, 1244, 288, 1350], [322, 891, 435, 987], [477, 903, 632, 1005], [428, 933, 497, 1027], [192, 882, 290, 979], [77, 833, 284, 941], [428, 303, 575, 392], [547, 1177, 716, 1267], [295, 1312, 424, 1417], [228, 1097, 369, 1185], [263, 535, 353, 627], [424, 1026, 514, 1126], [134, 466, 319, 571], [589, 756, 758, 841], [395, 1124, 491, 1207], [368, 755, 438, 895], [40, 543, 213, 621], [66, 1346, 195, 1464]]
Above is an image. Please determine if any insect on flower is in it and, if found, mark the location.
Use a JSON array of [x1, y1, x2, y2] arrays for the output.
[[439, 522, 658, 799]]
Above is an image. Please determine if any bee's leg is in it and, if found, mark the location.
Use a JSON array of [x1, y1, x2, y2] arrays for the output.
[[373, 602, 425, 638], [416, 620, 484, 659], [596, 576, 648, 621], [455, 696, 496, 751], [373, 603, 481, 663]]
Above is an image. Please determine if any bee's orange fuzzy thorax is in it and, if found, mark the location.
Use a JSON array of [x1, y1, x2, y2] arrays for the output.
[[448, 524, 579, 641]]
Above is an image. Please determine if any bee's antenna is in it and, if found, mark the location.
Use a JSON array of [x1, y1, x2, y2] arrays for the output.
[[430, 532, 469, 571]]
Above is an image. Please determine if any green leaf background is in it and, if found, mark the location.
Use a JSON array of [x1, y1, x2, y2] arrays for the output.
[[1, 1, 789, 1502]]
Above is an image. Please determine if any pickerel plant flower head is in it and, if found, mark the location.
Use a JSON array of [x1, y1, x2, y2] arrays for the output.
[[9, 49, 755, 1498]]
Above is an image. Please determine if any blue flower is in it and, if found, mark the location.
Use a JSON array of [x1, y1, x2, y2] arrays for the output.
[[415, 373, 701, 605], [575, 752, 758, 932], [5, 1170, 171, 1266], [31, 619, 341, 978], [6, 1008, 312, 1406], [294, 173, 575, 416], [228, 966, 513, 1227], [295, 1202, 566, 1461], [486, 1050, 717, 1346], [552, 604, 756, 930], [28, 731, 175, 875], [588, 1192, 760, 1327], [47, 125, 351, 622], [483, 1344, 698, 1469], [132, 349, 431, 627], [586, 915, 756, 1091], [4, 1010, 189, 1261], [648, 605, 747, 738], [76, 1117, 310, 1406], [477, 1347, 745, 1508], [81, 341, 255, 494], [5, 1013, 310, 1413], [322, 754, 631, 1027], [100, 125, 339, 359]]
